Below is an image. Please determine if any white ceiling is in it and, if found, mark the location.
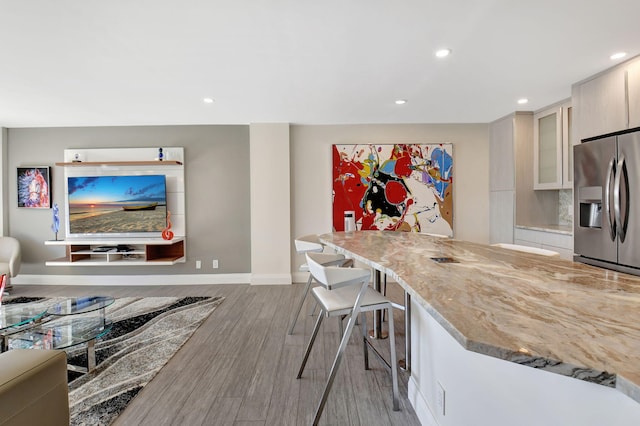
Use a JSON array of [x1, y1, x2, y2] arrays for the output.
[[1, 0, 640, 128]]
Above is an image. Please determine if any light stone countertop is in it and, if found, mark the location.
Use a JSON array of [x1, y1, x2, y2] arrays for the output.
[[319, 231, 640, 403]]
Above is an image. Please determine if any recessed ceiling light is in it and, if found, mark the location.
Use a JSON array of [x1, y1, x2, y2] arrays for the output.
[[435, 48, 452, 58], [395, 99, 407, 105], [203, 97, 215, 104], [517, 98, 529, 105], [610, 52, 627, 60]]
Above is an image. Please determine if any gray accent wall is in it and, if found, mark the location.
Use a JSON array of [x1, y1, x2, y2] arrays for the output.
[[7, 125, 251, 276]]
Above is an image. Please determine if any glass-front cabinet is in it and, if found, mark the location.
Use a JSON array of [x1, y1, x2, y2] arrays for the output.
[[533, 101, 572, 190]]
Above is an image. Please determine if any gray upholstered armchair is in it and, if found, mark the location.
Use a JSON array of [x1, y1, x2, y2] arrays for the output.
[[0, 237, 21, 292]]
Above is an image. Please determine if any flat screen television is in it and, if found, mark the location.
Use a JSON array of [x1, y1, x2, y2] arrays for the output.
[[66, 174, 168, 239]]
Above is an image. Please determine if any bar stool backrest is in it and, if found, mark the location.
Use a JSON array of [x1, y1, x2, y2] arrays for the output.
[[306, 252, 370, 291], [294, 234, 324, 254]]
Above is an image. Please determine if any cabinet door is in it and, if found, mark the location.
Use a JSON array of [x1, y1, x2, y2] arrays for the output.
[[534, 107, 563, 189], [574, 67, 627, 140], [489, 115, 515, 191], [490, 190, 514, 244], [628, 59, 640, 129]]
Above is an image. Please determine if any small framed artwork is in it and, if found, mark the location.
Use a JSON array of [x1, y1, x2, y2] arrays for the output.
[[17, 166, 51, 208]]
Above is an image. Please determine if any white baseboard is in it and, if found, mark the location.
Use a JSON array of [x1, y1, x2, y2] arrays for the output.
[[292, 271, 309, 284], [250, 273, 292, 285], [12, 273, 252, 286], [13, 271, 377, 287], [408, 375, 438, 426]]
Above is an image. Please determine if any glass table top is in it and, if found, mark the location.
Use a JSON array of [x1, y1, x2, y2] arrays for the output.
[[0, 303, 49, 331], [46, 296, 115, 316], [9, 317, 113, 350]]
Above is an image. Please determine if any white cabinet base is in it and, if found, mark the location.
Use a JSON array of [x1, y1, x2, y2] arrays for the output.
[[514, 227, 573, 260], [409, 298, 640, 426]]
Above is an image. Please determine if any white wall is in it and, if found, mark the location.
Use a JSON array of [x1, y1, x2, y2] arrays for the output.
[[250, 123, 292, 285], [290, 124, 489, 277]]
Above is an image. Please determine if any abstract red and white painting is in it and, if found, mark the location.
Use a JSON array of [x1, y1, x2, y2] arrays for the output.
[[332, 144, 453, 235]]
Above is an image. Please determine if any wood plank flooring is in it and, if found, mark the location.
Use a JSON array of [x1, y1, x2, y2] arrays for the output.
[[11, 283, 422, 426]]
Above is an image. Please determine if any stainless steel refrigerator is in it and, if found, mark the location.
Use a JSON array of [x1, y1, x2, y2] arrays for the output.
[[574, 129, 640, 273]]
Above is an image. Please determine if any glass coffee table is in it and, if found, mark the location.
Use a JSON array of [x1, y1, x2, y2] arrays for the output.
[[8, 296, 115, 373], [0, 302, 50, 351], [46, 295, 114, 317]]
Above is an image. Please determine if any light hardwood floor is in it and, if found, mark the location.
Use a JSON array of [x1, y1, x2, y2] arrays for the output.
[[11, 283, 422, 426]]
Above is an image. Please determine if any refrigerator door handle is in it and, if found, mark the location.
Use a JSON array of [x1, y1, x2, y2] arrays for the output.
[[605, 157, 616, 240], [614, 155, 626, 242]]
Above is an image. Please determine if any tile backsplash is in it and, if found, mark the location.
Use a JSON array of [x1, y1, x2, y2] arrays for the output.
[[559, 189, 573, 227]]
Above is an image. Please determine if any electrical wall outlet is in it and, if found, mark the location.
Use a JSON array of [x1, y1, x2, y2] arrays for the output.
[[212, 259, 219, 269], [436, 381, 446, 416], [195, 260, 201, 269]]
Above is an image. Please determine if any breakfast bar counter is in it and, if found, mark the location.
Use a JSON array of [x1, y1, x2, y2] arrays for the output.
[[319, 231, 640, 425]]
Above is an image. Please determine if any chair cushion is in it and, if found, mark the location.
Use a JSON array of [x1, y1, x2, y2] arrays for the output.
[[312, 285, 391, 315]]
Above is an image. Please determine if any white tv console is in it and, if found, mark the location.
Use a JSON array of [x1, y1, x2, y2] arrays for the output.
[[45, 238, 185, 266]]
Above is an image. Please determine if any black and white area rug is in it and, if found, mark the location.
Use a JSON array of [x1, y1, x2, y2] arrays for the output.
[[4, 296, 224, 426]]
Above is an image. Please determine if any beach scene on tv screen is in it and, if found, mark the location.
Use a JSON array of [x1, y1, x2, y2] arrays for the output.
[[67, 175, 167, 235]]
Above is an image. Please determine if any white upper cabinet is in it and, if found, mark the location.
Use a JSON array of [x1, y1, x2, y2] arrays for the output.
[[628, 59, 640, 129], [571, 55, 640, 141], [533, 101, 572, 190], [572, 66, 627, 142]]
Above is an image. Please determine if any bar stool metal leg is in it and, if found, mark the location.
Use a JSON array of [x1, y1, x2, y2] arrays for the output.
[[387, 303, 400, 410], [370, 270, 388, 339], [288, 274, 314, 335], [297, 311, 325, 379], [312, 306, 362, 426], [361, 312, 369, 370]]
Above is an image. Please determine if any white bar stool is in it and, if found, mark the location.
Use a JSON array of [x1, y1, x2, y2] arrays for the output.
[[297, 252, 399, 425], [288, 235, 352, 335]]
